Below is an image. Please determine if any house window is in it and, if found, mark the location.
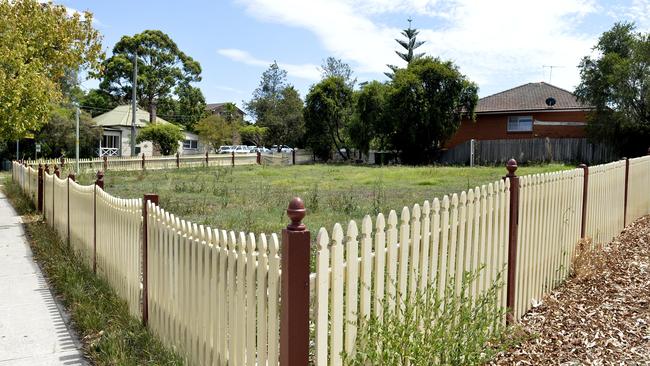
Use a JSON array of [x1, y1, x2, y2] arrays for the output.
[[183, 139, 198, 149], [102, 135, 120, 148], [507, 116, 533, 132]]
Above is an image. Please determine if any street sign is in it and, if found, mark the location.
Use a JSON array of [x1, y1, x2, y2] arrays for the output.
[[35, 144, 41, 153]]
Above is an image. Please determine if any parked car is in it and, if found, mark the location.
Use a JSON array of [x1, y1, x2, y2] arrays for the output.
[[248, 146, 258, 153], [270, 144, 294, 153], [218, 145, 234, 154], [257, 146, 272, 153], [234, 145, 251, 154]]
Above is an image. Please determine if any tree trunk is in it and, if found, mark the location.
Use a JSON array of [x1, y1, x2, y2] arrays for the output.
[[149, 101, 157, 124]]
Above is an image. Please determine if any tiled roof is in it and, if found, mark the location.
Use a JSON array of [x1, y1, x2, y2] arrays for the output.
[[476, 82, 590, 113]]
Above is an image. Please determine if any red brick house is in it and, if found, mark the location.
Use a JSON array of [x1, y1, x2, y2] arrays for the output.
[[446, 82, 591, 148]]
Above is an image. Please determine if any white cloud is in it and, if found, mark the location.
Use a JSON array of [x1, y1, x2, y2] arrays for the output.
[[235, 0, 599, 95], [217, 48, 321, 80]]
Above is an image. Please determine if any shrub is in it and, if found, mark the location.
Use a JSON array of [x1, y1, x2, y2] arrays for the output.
[[136, 123, 184, 155], [343, 268, 507, 365]]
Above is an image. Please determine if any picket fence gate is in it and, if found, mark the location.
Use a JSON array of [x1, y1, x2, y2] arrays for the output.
[[11, 152, 650, 366]]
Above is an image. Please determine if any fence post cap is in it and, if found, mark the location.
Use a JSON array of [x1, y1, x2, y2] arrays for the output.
[[54, 165, 59, 172], [67, 173, 75, 180], [506, 158, 518, 176], [38, 163, 43, 169], [103, 155, 107, 161], [287, 197, 306, 231], [96, 170, 104, 179], [578, 163, 587, 169]]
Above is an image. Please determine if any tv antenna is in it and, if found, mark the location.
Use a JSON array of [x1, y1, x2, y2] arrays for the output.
[[542, 65, 563, 83]]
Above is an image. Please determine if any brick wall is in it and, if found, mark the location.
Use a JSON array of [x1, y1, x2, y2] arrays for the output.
[[446, 110, 589, 148]]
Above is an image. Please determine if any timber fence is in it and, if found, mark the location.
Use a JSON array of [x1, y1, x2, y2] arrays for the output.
[[21, 149, 314, 175], [11, 150, 650, 366]]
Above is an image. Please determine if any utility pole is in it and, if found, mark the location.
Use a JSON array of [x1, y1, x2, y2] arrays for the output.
[[75, 104, 80, 173], [131, 50, 138, 157], [15, 140, 19, 160]]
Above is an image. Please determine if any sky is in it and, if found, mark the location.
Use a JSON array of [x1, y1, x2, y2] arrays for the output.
[[61, 0, 650, 112]]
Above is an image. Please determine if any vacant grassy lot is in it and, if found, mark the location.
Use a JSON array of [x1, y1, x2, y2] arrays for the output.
[[77, 164, 568, 236]]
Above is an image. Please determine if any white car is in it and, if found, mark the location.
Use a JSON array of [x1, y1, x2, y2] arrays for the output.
[[234, 145, 251, 154], [218, 145, 234, 154]]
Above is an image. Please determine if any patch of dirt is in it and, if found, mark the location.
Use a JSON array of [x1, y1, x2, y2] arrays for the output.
[[490, 215, 650, 365]]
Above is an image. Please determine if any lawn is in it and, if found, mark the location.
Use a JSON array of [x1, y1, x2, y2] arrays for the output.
[[76, 163, 569, 236]]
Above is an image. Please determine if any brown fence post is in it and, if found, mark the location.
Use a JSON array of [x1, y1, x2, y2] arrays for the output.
[[37, 164, 44, 212], [54, 165, 60, 178], [67, 173, 75, 246], [505, 159, 519, 324], [280, 197, 310, 366], [231, 151, 235, 167], [141, 154, 145, 170], [623, 157, 630, 227], [176, 152, 180, 168], [579, 164, 589, 239], [103, 156, 108, 171], [44, 164, 50, 174], [142, 193, 159, 327], [257, 151, 261, 165], [93, 171, 104, 274], [205, 150, 209, 167], [292, 149, 296, 165], [60, 157, 65, 169]]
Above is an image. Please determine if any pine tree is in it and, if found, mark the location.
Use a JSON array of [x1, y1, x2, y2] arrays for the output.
[[385, 19, 425, 78]]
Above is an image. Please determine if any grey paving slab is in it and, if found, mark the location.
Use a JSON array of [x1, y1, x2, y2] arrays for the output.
[[0, 190, 86, 365]]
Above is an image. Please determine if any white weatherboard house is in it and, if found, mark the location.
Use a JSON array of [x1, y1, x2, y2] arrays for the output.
[[93, 105, 203, 157]]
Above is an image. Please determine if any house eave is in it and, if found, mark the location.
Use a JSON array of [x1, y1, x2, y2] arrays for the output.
[[475, 107, 593, 116]]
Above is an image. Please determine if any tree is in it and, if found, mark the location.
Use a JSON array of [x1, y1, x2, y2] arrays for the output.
[[386, 19, 426, 79], [195, 114, 239, 151], [386, 57, 478, 164], [277, 86, 305, 147], [136, 123, 184, 156], [36, 107, 102, 158], [154, 85, 207, 130], [575, 22, 650, 157], [175, 84, 208, 129], [99, 30, 202, 123], [239, 125, 268, 146], [245, 62, 305, 147], [304, 76, 354, 161], [350, 81, 388, 156], [0, 0, 103, 140], [80, 89, 118, 117], [320, 57, 356, 88]]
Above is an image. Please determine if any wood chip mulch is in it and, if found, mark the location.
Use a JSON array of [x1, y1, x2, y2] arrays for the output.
[[490, 215, 650, 365]]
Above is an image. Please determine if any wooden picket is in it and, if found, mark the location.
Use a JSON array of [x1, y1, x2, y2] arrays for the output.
[[95, 188, 143, 318], [626, 156, 650, 224], [313, 179, 511, 365], [514, 169, 583, 320], [68, 180, 95, 267], [145, 202, 281, 366], [10, 151, 650, 366]]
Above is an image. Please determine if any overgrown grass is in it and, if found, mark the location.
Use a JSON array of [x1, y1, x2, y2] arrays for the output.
[[0, 175, 183, 366], [75, 163, 568, 236], [343, 268, 510, 365]]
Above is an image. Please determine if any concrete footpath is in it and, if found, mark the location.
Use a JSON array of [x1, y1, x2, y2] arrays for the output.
[[0, 189, 86, 365]]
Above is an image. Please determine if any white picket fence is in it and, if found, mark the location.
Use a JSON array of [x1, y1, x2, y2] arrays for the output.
[[21, 150, 314, 174], [11, 154, 650, 366]]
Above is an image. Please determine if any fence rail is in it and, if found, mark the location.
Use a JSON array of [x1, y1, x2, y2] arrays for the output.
[[20, 150, 315, 174], [11, 151, 650, 366]]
